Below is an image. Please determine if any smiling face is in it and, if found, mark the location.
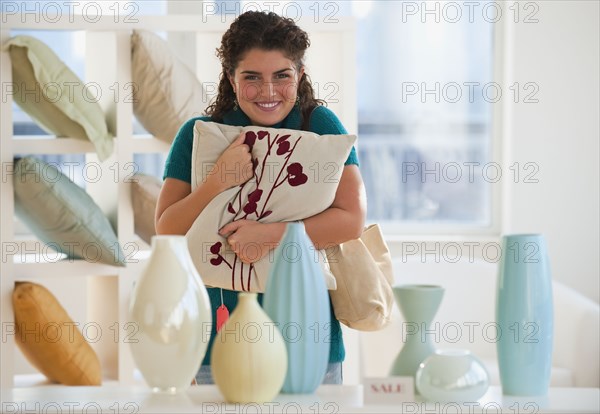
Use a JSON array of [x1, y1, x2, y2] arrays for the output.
[[229, 49, 304, 126]]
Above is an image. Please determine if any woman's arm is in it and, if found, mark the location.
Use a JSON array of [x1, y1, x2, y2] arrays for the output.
[[220, 164, 367, 262], [155, 133, 252, 235], [304, 164, 366, 249], [155, 178, 221, 235]]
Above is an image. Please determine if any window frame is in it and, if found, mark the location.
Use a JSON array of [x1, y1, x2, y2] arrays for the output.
[[359, 5, 507, 238]]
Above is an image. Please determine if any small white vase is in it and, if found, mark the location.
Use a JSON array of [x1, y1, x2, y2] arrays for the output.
[[416, 349, 489, 402], [129, 235, 211, 393]]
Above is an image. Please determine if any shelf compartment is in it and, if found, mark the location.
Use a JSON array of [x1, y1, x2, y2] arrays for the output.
[[130, 135, 171, 153], [13, 248, 151, 279], [13, 136, 101, 155], [12, 135, 171, 154], [13, 259, 121, 279]]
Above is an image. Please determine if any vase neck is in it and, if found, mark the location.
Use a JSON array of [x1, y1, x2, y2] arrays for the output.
[[238, 292, 258, 302], [151, 235, 187, 251], [281, 221, 306, 240], [502, 234, 545, 244]]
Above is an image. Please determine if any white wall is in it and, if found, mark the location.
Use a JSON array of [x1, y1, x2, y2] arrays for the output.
[[385, 1, 599, 304], [503, 1, 599, 302]]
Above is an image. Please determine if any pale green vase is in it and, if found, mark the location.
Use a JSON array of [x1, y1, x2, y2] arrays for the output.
[[389, 285, 445, 381]]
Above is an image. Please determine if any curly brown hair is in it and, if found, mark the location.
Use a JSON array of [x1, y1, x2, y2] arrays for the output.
[[205, 11, 325, 129]]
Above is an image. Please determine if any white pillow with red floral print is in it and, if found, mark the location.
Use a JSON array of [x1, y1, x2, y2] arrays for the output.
[[186, 120, 356, 293]]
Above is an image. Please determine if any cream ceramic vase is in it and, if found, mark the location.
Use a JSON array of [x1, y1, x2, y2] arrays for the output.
[[211, 292, 287, 403], [129, 235, 211, 393]]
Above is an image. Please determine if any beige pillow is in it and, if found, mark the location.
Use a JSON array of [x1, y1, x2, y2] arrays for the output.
[[131, 173, 162, 245], [13, 282, 102, 385], [187, 121, 356, 293], [131, 30, 208, 143], [3, 35, 113, 161]]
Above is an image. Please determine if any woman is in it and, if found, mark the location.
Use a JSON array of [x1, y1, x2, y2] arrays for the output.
[[155, 11, 366, 384]]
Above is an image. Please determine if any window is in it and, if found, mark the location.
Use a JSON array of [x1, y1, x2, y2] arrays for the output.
[[8, 0, 497, 233], [350, 1, 495, 233]]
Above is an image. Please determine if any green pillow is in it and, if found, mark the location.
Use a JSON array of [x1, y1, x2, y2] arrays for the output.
[[3, 35, 113, 161], [14, 157, 125, 266]]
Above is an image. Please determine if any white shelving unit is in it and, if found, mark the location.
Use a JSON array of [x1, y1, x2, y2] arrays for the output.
[[0, 13, 357, 388]]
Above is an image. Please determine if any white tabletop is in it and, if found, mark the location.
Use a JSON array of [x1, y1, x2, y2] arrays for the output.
[[1, 384, 599, 413]]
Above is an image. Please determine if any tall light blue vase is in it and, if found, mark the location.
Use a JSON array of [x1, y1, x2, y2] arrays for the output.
[[496, 234, 553, 396], [263, 222, 330, 394]]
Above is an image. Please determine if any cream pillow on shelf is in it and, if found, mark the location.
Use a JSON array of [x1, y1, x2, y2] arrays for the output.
[[131, 30, 209, 143], [13, 282, 102, 385], [186, 121, 356, 293], [3, 35, 113, 161], [131, 173, 162, 245]]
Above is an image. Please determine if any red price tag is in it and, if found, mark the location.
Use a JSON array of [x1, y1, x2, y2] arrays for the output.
[[216, 304, 229, 332]]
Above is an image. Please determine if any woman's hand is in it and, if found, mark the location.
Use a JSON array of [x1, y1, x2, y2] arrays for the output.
[[219, 220, 286, 264], [156, 133, 253, 235], [207, 133, 254, 191]]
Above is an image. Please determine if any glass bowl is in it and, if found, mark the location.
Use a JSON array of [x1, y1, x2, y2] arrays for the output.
[[416, 349, 489, 402]]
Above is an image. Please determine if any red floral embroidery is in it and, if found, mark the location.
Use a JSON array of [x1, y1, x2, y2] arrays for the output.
[[244, 131, 257, 149], [276, 134, 291, 155], [242, 189, 263, 215], [286, 163, 308, 186], [209, 242, 231, 268], [207, 130, 307, 291]]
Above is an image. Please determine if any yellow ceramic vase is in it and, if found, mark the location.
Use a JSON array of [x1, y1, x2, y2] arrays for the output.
[[211, 292, 287, 403]]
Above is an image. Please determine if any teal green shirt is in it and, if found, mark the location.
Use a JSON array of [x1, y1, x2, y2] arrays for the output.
[[163, 105, 358, 365]]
